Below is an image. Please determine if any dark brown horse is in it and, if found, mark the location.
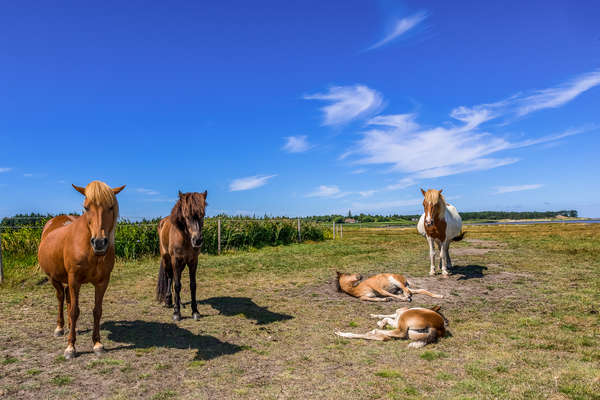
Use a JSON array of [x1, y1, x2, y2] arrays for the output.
[[156, 191, 207, 321], [38, 181, 125, 359]]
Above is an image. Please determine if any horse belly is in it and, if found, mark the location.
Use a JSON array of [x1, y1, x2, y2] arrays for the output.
[[38, 236, 68, 282]]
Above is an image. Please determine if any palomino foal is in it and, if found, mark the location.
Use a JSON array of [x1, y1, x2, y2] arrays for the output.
[[38, 181, 125, 359], [156, 191, 207, 321], [336, 272, 443, 302], [417, 189, 463, 276], [335, 306, 448, 348]]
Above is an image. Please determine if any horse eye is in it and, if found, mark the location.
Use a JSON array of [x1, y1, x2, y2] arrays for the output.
[[84, 206, 90, 212]]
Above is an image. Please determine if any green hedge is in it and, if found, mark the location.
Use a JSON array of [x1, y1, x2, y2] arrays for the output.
[[0, 218, 325, 266]]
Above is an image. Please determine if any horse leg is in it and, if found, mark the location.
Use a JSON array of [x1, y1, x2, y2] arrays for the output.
[[440, 240, 449, 277], [437, 240, 443, 271], [188, 259, 200, 320], [65, 279, 81, 359], [164, 258, 174, 308], [172, 257, 184, 321], [446, 242, 453, 270], [51, 279, 65, 337], [427, 236, 436, 276], [92, 280, 109, 355]]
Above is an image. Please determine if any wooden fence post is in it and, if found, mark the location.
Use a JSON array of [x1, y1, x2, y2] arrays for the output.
[[0, 231, 4, 285], [297, 218, 301, 243], [332, 221, 335, 239], [217, 218, 221, 255]]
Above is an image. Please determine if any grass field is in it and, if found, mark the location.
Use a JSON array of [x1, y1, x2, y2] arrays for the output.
[[1, 224, 599, 399]]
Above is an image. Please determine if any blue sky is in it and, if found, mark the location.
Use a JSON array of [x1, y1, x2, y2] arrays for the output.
[[1, 0, 599, 218]]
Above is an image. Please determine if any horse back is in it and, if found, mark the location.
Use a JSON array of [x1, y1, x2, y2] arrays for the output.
[[444, 204, 462, 239], [41, 215, 78, 241], [38, 215, 78, 281]]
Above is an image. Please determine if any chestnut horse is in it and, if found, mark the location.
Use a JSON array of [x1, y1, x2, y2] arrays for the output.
[[417, 189, 464, 276], [38, 181, 125, 359], [156, 191, 207, 321]]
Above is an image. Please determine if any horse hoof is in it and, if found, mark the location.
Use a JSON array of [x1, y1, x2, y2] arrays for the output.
[[172, 314, 181, 322], [93, 344, 105, 356], [441, 273, 449, 279], [192, 313, 201, 321], [64, 349, 76, 360], [54, 328, 64, 337]]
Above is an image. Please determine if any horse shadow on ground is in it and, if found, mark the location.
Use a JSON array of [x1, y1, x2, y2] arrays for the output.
[[451, 265, 488, 280], [101, 320, 242, 360], [198, 297, 294, 325]]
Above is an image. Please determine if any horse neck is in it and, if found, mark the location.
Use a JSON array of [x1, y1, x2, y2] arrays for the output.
[[434, 200, 447, 222]]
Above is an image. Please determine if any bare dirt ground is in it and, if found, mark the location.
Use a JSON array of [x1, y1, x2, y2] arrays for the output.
[[1, 224, 599, 399]]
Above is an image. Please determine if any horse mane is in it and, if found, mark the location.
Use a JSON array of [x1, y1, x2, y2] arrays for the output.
[[84, 181, 117, 207], [335, 273, 342, 292], [169, 192, 207, 232], [424, 189, 446, 219]]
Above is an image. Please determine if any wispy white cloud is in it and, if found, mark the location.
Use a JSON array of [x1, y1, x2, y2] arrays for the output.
[[495, 184, 544, 194], [23, 173, 33, 177], [344, 71, 598, 185], [516, 70, 600, 116], [306, 185, 349, 198], [351, 168, 367, 174], [0, 168, 12, 173], [386, 177, 416, 190], [454, 70, 600, 121], [282, 135, 312, 153], [136, 188, 160, 196], [229, 174, 276, 191], [367, 11, 428, 50], [304, 85, 383, 126], [358, 190, 376, 198]]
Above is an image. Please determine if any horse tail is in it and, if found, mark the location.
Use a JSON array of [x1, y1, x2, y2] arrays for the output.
[[156, 259, 169, 303], [452, 231, 466, 242]]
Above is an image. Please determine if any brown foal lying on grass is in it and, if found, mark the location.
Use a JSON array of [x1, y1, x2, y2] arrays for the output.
[[335, 306, 448, 348], [335, 271, 443, 302]]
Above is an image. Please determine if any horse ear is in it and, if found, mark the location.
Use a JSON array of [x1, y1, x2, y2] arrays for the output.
[[431, 305, 441, 312], [336, 271, 341, 276], [178, 190, 183, 198], [72, 184, 86, 196], [420, 188, 426, 196], [203, 190, 207, 199], [439, 189, 443, 194], [112, 185, 126, 195]]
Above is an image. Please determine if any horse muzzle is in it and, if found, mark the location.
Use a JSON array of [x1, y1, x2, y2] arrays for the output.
[[91, 237, 109, 255], [191, 236, 203, 249]]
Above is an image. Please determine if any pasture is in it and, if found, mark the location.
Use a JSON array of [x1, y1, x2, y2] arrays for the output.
[[1, 223, 599, 399]]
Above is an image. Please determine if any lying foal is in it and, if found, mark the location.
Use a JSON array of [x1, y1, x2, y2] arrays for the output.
[[335, 306, 448, 348], [335, 271, 443, 302]]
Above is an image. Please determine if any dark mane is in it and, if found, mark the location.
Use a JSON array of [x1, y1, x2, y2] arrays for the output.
[[169, 191, 207, 232], [335, 274, 342, 292]]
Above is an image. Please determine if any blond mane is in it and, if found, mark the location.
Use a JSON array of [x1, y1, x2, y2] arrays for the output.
[[84, 181, 119, 227], [424, 189, 446, 219], [84, 181, 116, 207]]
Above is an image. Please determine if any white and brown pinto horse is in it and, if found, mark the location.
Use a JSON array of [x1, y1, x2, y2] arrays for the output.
[[417, 189, 464, 277]]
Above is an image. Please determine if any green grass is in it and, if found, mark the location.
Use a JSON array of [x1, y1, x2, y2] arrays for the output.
[[51, 374, 72, 386], [0, 223, 599, 399], [375, 369, 403, 378]]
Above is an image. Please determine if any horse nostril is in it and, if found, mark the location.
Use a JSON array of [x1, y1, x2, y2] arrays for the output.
[[90, 238, 96, 246]]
